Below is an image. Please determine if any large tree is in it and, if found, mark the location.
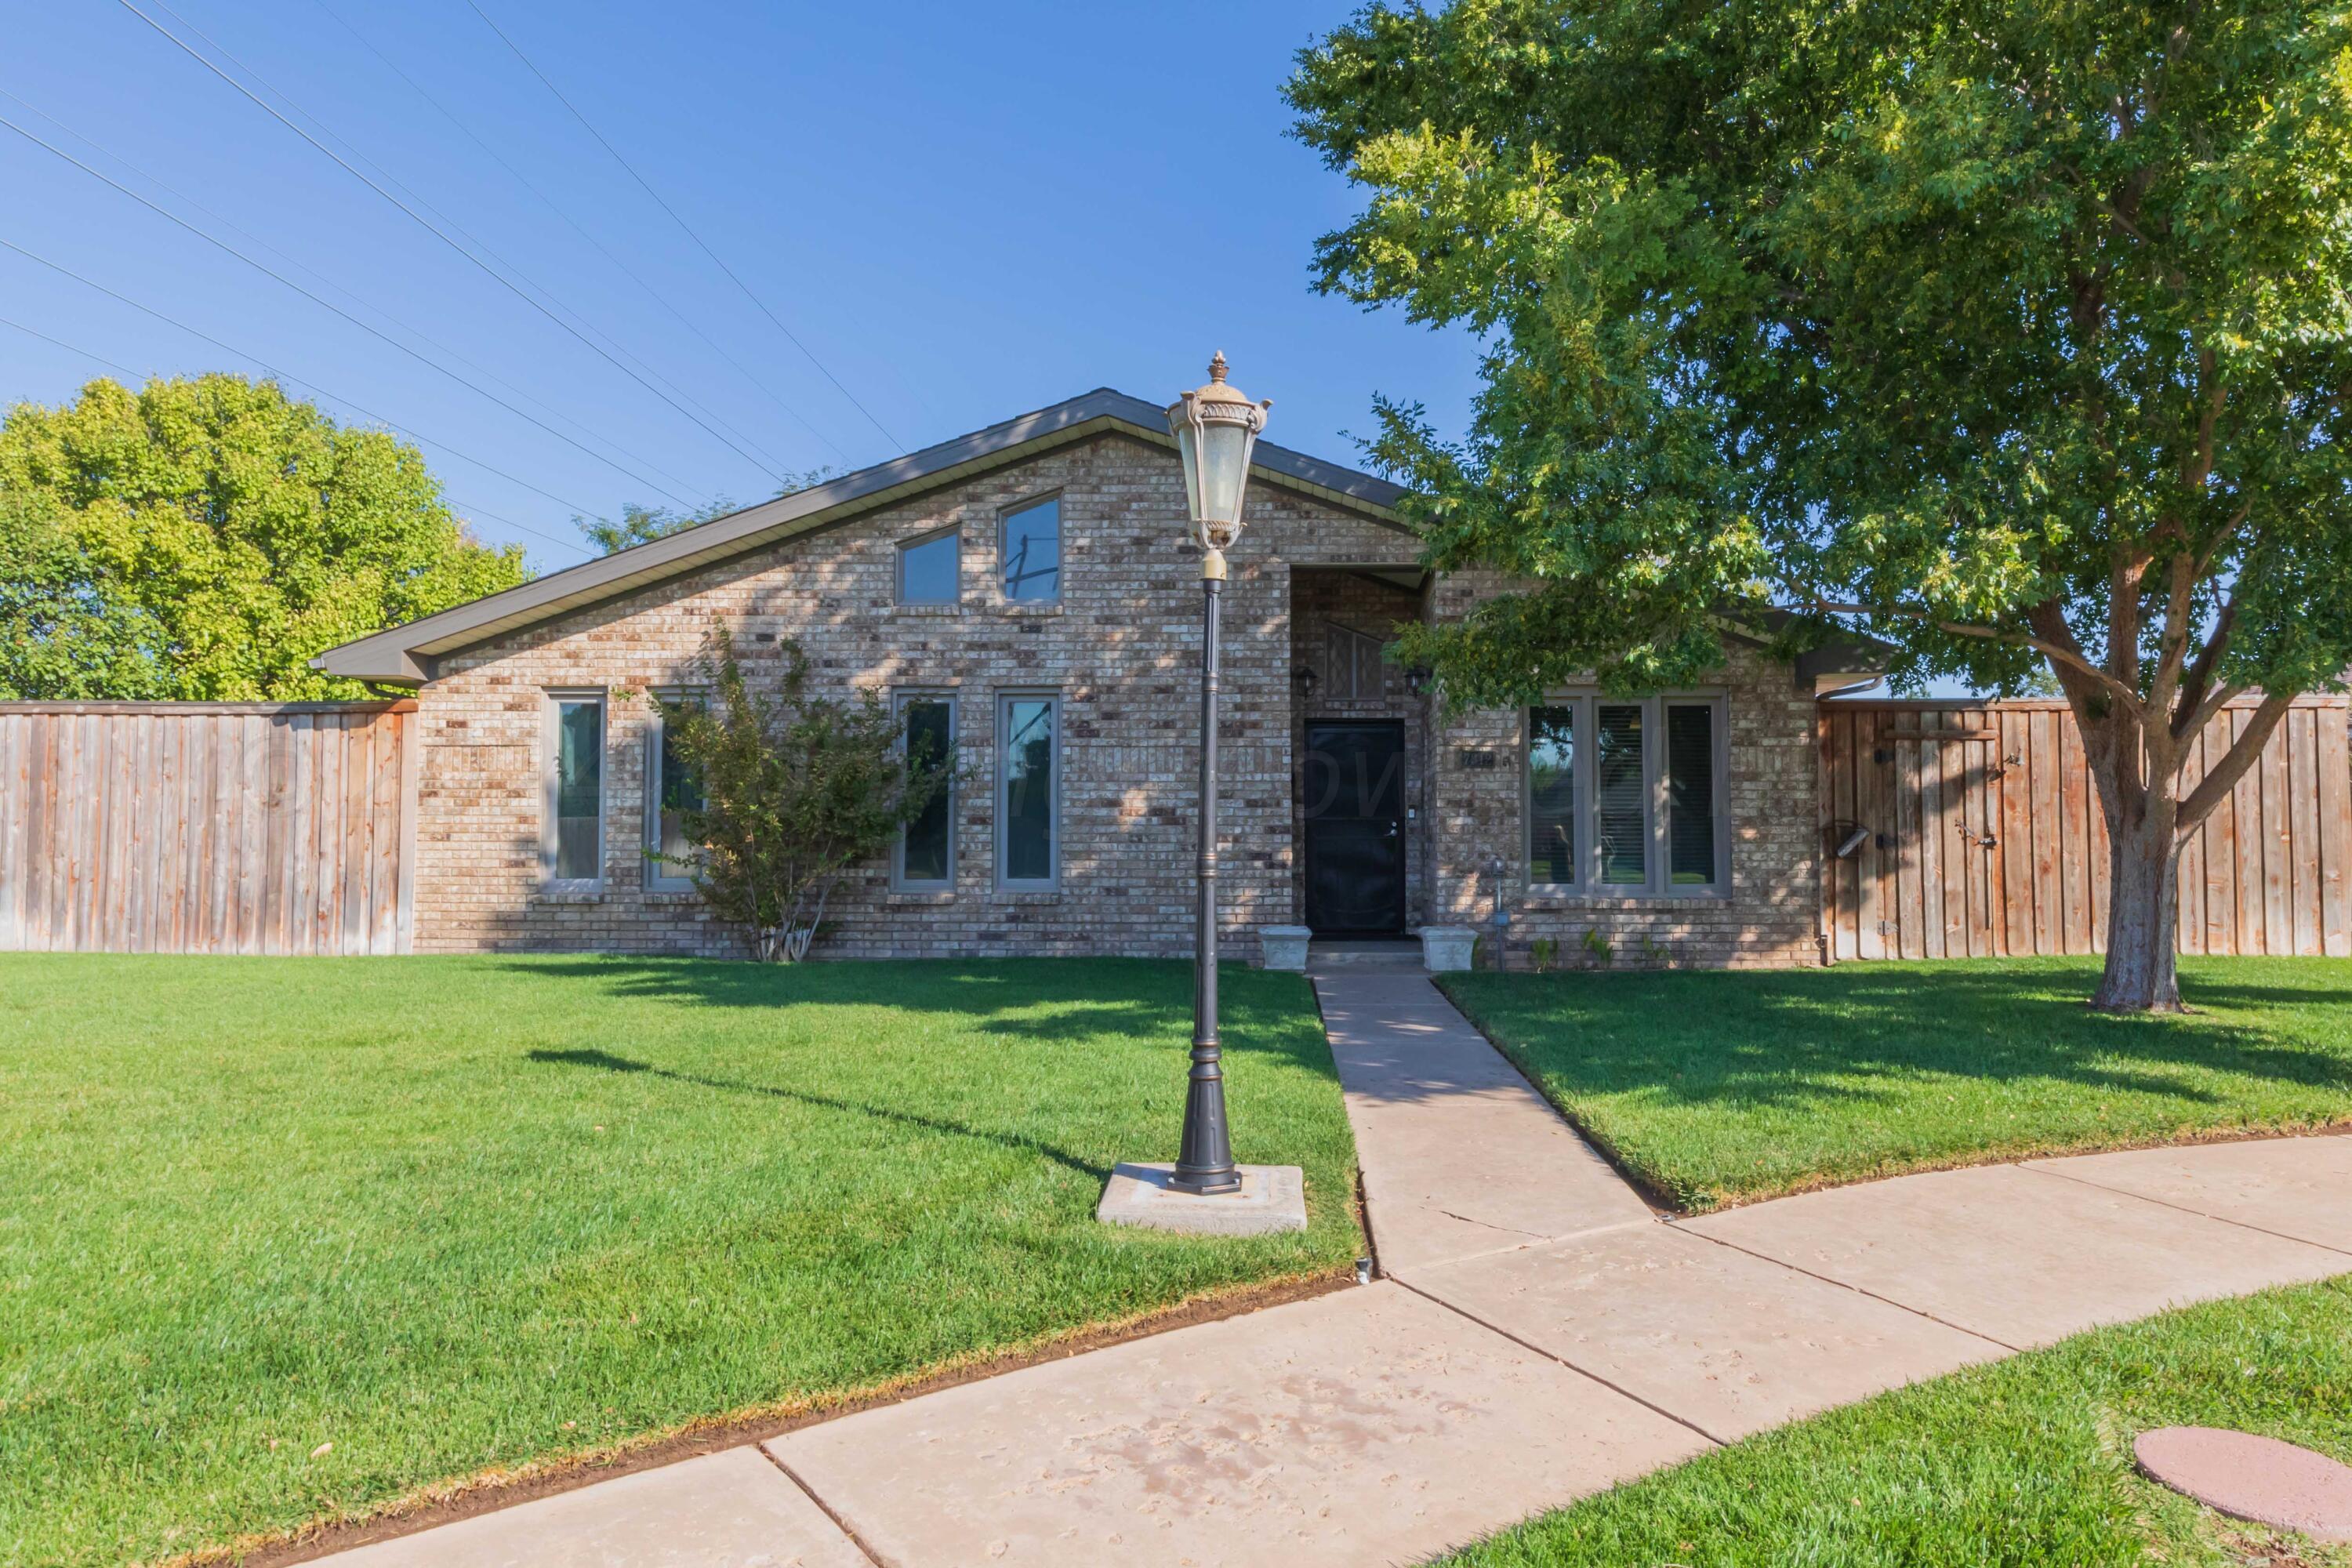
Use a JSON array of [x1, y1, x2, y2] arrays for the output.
[[0, 374, 527, 700], [1289, 0, 2352, 1010]]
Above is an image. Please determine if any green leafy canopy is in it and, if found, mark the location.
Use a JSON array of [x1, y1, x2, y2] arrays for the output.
[[1287, 0, 2352, 710], [0, 373, 527, 699]]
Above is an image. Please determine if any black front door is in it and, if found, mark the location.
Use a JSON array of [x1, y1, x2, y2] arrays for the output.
[[1304, 721, 1406, 934]]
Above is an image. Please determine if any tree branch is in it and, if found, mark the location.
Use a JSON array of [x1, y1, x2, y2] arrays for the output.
[[2171, 597, 2238, 741], [1806, 601, 2144, 711], [2178, 691, 2296, 831]]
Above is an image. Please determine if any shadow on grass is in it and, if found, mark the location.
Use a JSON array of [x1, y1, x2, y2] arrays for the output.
[[524, 1045, 1113, 1181], [1443, 960, 2352, 1118], [489, 956, 1341, 1079]]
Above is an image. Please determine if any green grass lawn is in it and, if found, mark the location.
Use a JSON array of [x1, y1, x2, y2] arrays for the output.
[[1433, 1272, 2352, 1567], [1439, 956, 2352, 1212], [0, 953, 1359, 1568]]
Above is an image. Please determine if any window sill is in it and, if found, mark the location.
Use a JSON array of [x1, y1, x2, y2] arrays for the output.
[[533, 888, 605, 905], [888, 602, 964, 616], [887, 888, 957, 905], [641, 888, 702, 903], [1515, 889, 1732, 909], [993, 601, 1065, 617], [989, 888, 1062, 904]]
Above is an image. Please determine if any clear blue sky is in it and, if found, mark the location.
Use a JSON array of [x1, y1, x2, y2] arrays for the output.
[[2, 0, 1482, 572]]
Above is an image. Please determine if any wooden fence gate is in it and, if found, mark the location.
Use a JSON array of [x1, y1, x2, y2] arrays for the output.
[[1820, 696, 2351, 961], [0, 701, 416, 956]]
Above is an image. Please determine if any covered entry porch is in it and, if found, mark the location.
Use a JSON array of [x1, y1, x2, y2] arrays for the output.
[[1287, 564, 1434, 940]]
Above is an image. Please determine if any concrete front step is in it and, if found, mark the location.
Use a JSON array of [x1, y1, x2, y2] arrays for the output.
[[1303, 938, 1427, 975]]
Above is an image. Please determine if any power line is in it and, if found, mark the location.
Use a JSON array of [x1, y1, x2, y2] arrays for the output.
[[0, 85, 705, 505], [464, 0, 905, 452], [0, 237, 601, 551], [0, 313, 140, 378], [140, 0, 783, 492], [0, 309, 586, 559], [0, 110, 696, 507], [115, 0, 790, 485], [307, 0, 849, 470]]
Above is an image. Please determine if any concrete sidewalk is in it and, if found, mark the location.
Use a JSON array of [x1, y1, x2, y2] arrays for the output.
[[317, 975, 2352, 1568]]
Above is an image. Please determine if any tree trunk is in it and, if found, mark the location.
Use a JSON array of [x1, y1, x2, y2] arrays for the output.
[[2092, 812, 2185, 1012]]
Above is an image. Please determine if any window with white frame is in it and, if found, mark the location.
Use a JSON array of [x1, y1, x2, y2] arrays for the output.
[[1000, 495, 1061, 603], [642, 696, 703, 891], [895, 693, 956, 888], [896, 526, 960, 604], [996, 693, 1058, 887], [1523, 695, 1726, 895], [545, 691, 605, 889]]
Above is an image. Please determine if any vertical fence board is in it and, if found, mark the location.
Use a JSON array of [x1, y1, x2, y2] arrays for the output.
[[2318, 712, 2350, 957], [2202, 718, 2238, 956], [2289, 707, 2323, 955], [0, 717, 20, 949], [1857, 712, 1887, 959]]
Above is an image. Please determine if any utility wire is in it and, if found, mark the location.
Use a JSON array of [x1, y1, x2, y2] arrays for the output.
[[142, 0, 775, 492], [0, 111, 695, 507], [307, 0, 848, 469], [0, 234, 606, 548], [0, 309, 585, 558], [115, 0, 789, 485], [464, 0, 904, 452], [0, 85, 698, 504]]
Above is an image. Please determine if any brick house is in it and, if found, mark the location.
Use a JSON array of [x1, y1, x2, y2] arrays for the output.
[[317, 388, 1882, 967]]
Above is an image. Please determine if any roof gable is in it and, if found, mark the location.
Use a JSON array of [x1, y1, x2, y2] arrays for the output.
[[316, 388, 1410, 684]]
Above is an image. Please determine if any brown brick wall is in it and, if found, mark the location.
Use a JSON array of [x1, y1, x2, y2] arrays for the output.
[[408, 434, 1422, 958]]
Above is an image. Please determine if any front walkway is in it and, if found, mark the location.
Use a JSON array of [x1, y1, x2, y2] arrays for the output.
[[318, 975, 2352, 1568]]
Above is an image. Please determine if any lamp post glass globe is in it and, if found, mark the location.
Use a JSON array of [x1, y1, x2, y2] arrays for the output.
[[1164, 354, 1269, 1197]]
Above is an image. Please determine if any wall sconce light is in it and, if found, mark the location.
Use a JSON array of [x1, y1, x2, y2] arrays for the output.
[[1294, 665, 1319, 699], [1405, 663, 1434, 696]]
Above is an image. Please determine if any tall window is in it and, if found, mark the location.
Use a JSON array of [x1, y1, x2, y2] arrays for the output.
[[1000, 496, 1061, 603], [1523, 695, 1725, 895], [1595, 704, 1648, 885], [897, 527, 959, 604], [1527, 706, 1577, 885], [644, 699, 702, 891], [997, 694, 1058, 887], [1665, 704, 1719, 886], [896, 695, 955, 888], [546, 692, 604, 888]]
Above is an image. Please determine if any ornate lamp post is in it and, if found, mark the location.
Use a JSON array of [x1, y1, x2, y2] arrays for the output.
[[1163, 353, 1271, 1196]]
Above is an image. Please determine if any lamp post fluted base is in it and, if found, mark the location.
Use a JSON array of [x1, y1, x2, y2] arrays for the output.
[[1169, 1039, 1240, 1194]]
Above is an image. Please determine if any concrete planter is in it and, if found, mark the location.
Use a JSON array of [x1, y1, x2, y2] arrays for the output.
[[1258, 924, 1312, 972], [1419, 926, 1478, 973]]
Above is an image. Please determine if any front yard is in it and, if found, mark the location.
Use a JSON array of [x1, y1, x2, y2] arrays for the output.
[[1441, 956, 2352, 1211], [0, 953, 1360, 1568], [1436, 1273, 2352, 1567]]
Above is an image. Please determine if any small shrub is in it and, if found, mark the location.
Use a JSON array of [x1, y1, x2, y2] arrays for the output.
[[1581, 927, 1613, 968], [648, 633, 955, 962], [1530, 936, 1559, 974]]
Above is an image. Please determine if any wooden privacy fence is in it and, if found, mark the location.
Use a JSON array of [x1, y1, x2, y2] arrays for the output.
[[0, 701, 416, 956], [1820, 696, 2352, 962]]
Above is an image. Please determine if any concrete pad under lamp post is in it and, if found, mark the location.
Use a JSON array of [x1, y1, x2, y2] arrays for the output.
[[1096, 355, 1305, 1239]]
